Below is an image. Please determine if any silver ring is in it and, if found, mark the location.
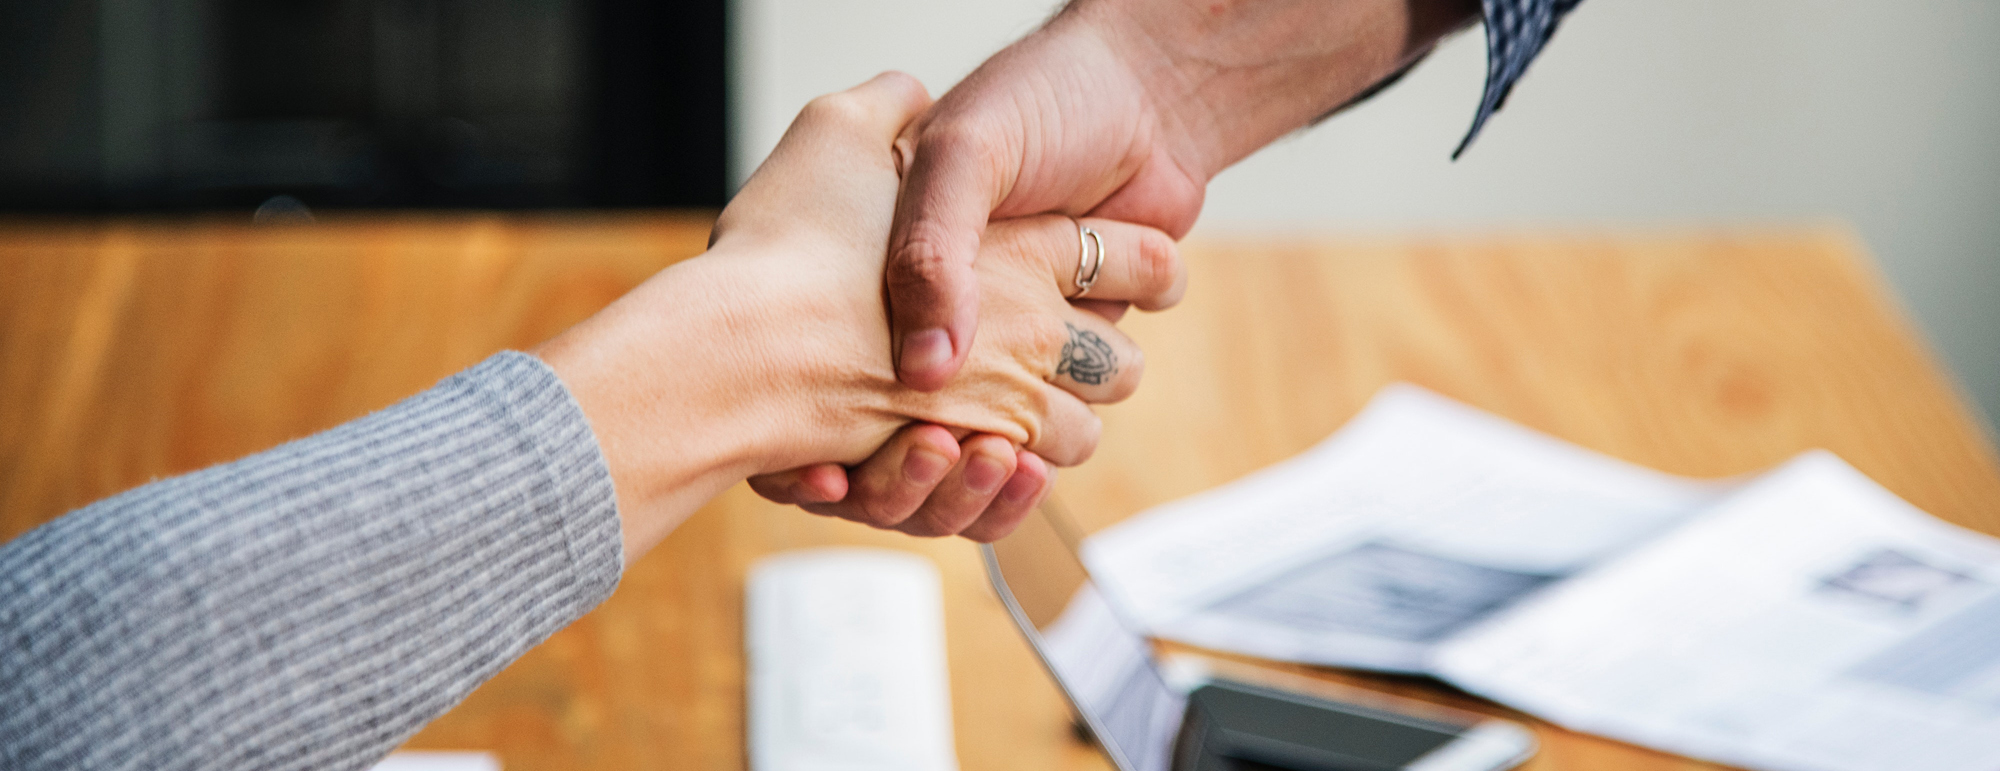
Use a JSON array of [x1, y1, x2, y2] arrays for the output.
[[1069, 218, 1104, 299]]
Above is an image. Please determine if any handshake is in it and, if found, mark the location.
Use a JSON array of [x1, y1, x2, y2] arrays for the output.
[[535, 73, 1188, 557], [0, 6, 1523, 765], [536, 0, 1484, 559]]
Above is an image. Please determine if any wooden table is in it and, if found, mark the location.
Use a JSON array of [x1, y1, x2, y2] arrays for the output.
[[4, 214, 1997, 770]]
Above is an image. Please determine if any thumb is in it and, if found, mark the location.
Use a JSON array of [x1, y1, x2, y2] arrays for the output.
[[886, 120, 1009, 392]]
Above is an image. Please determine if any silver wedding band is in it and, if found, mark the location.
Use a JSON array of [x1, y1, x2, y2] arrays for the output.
[[1069, 218, 1104, 299]]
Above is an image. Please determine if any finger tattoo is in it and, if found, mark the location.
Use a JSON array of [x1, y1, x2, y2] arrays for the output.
[[1056, 322, 1118, 386]]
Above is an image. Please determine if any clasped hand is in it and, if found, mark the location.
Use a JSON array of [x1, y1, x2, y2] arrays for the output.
[[537, 73, 1183, 557]]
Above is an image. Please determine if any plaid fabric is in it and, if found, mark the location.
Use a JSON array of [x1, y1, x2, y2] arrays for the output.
[[1456, 0, 1585, 157]]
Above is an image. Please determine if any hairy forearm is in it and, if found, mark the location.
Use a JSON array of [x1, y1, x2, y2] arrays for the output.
[[1061, 0, 1479, 177]]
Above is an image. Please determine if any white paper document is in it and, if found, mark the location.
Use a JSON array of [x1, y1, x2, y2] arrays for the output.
[[368, 752, 501, 771], [1433, 453, 2000, 771], [1084, 385, 1724, 672], [1081, 383, 2000, 771]]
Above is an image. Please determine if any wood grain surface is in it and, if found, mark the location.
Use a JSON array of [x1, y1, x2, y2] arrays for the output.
[[3, 214, 1995, 771]]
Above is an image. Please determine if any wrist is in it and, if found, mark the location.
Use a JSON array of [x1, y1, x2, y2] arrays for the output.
[[534, 253, 785, 559], [537, 238, 918, 559], [1061, 0, 1479, 175]]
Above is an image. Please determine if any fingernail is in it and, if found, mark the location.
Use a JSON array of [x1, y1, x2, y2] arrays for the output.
[[1000, 469, 1042, 504], [965, 455, 1009, 494], [903, 447, 950, 484], [899, 329, 952, 378]]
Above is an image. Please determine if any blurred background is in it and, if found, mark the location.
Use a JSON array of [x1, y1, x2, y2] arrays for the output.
[[0, 0, 726, 209], [4, 0, 1996, 427]]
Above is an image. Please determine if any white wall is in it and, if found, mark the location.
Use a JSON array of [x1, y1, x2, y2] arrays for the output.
[[732, 0, 2000, 426]]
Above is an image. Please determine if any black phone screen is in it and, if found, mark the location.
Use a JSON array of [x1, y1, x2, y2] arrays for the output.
[[1176, 680, 1462, 771]]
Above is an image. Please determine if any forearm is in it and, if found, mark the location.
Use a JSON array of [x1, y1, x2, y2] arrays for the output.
[[0, 353, 622, 771], [1062, 0, 1480, 176]]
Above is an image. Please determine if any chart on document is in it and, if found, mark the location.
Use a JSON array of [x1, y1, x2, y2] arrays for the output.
[[1083, 385, 2000, 771]]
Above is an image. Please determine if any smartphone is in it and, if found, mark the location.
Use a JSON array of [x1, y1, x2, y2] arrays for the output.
[[981, 502, 1536, 771]]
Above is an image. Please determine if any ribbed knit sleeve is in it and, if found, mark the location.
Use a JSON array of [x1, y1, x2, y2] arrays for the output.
[[0, 351, 624, 771]]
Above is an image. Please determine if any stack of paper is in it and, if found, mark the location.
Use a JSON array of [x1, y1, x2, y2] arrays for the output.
[[1084, 386, 2000, 771]]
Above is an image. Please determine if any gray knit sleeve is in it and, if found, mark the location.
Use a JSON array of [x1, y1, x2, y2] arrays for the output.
[[0, 351, 624, 771]]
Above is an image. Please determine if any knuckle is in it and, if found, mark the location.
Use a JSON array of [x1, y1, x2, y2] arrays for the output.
[[1016, 399, 1049, 451], [924, 507, 978, 537], [801, 92, 869, 127], [885, 246, 969, 328], [917, 119, 996, 158], [1030, 320, 1069, 360], [887, 234, 959, 291], [1041, 414, 1101, 468], [1104, 347, 1145, 403], [1073, 415, 1104, 463], [1131, 231, 1183, 303], [898, 512, 950, 538], [874, 71, 927, 102], [1032, 413, 1096, 467], [855, 493, 914, 529]]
